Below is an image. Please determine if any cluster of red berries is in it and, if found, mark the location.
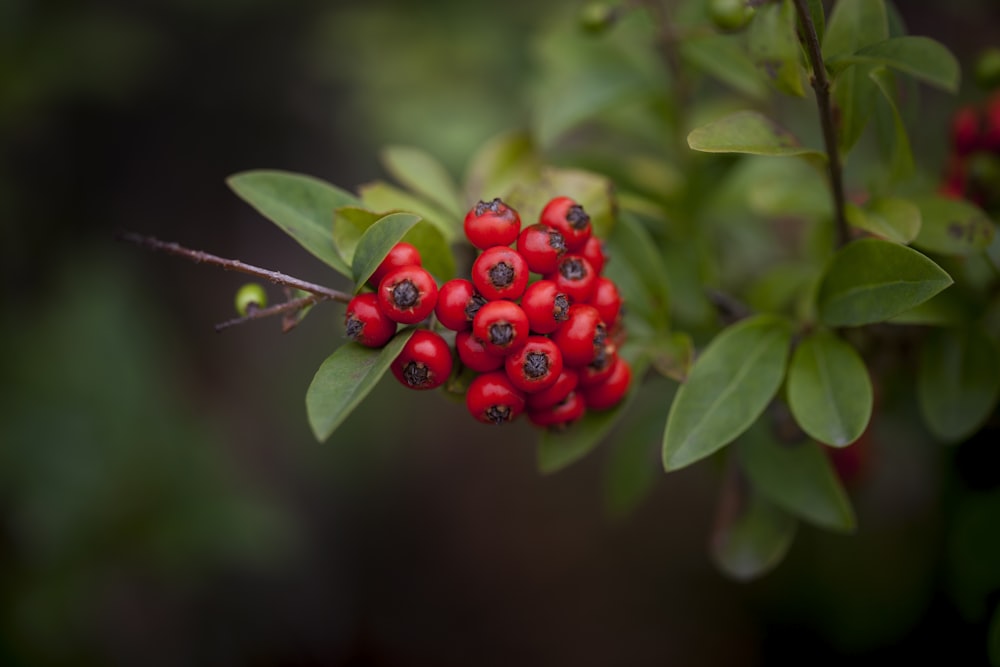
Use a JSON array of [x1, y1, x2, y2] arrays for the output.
[[343, 196, 630, 428], [942, 95, 1000, 210]]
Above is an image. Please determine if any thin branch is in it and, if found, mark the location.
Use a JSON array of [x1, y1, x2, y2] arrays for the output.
[[792, 0, 850, 248], [116, 230, 352, 303], [214, 293, 329, 333]]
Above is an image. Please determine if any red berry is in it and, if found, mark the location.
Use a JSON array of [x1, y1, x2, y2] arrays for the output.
[[580, 236, 607, 275], [539, 196, 592, 252], [582, 356, 631, 410], [504, 336, 564, 394], [455, 330, 504, 373], [377, 265, 439, 324], [466, 371, 526, 424], [521, 279, 571, 334], [435, 278, 486, 331], [471, 246, 529, 301], [391, 329, 453, 391], [552, 304, 607, 367], [577, 341, 618, 388], [588, 276, 622, 327], [516, 223, 567, 274], [344, 292, 397, 348], [525, 368, 579, 411], [527, 391, 586, 429], [368, 242, 422, 288], [463, 198, 521, 249], [952, 106, 982, 156], [472, 300, 530, 356], [548, 254, 597, 303]]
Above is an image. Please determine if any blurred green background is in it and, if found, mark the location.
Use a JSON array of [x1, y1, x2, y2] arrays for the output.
[[2, 0, 1000, 665]]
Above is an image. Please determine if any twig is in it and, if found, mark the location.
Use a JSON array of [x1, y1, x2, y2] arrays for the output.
[[792, 0, 850, 248], [214, 293, 329, 332], [116, 230, 352, 303]]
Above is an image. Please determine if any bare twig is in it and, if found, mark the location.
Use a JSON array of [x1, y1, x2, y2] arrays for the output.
[[214, 293, 329, 332], [792, 0, 850, 248]]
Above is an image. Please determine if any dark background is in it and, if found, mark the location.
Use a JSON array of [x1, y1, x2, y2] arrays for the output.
[[2, 0, 1000, 665]]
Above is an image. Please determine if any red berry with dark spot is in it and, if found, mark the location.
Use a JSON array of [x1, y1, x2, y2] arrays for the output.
[[527, 391, 586, 429], [552, 304, 607, 367], [455, 330, 504, 373], [588, 276, 622, 327], [464, 197, 522, 249], [344, 292, 397, 348], [472, 246, 529, 301], [539, 196, 592, 251], [377, 265, 438, 324], [368, 242, 422, 288], [577, 341, 618, 388], [516, 223, 567, 274], [504, 336, 564, 394], [548, 254, 597, 303], [582, 356, 631, 410], [580, 236, 607, 275], [472, 299, 530, 356], [391, 329, 453, 391], [435, 278, 485, 331], [525, 368, 579, 412], [521, 279, 571, 334], [466, 371, 526, 425]]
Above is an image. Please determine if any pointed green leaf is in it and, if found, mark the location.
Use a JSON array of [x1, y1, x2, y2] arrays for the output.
[[918, 326, 1000, 443], [817, 238, 953, 327], [227, 170, 361, 277], [602, 212, 670, 333], [910, 195, 997, 257], [870, 67, 915, 182], [747, 0, 805, 97], [833, 64, 878, 154], [332, 207, 383, 267], [662, 315, 793, 471], [822, 0, 887, 60], [350, 212, 422, 290], [711, 464, 797, 581], [306, 330, 414, 443], [846, 197, 921, 244], [687, 111, 825, 158], [463, 130, 540, 202], [739, 425, 856, 532], [680, 33, 768, 100], [401, 221, 455, 283], [358, 180, 459, 241], [787, 330, 873, 447], [380, 145, 464, 218], [538, 350, 648, 474], [830, 37, 960, 92]]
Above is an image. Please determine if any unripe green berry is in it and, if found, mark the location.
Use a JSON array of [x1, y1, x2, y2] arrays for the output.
[[709, 0, 754, 32], [235, 282, 268, 316], [579, 2, 619, 34]]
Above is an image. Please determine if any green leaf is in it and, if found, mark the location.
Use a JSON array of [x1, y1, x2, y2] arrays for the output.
[[869, 67, 915, 182], [711, 463, 797, 581], [401, 220, 456, 283], [602, 212, 670, 333], [331, 207, 383, 267], [537, 349, 649, 474], [918, 326, 1000, 443], [787, 330, 873, 447], [463, 130, 540, 202], [662, 315, 793, 471], [350, 212, 423, 290], [358, 180, 459, 241], [648, 332, 693, 382], [687, 111, 825, 159], [910, 195, 997, 257], [832, 64, 878, 154], [738, 425, 856, 532], [817, 238, 953, 327], [804, 0, 825, 45], [747, 0, 805, 97], [822, 0, 887, 60], [227, 170, 361, 276], [846, 197, 921, 245], [306, 330, 414, 443], [380, 145, 464, 219], [829, 36, 961, 92], [679, 33, 768, 100], [506, 166, 616, 238]]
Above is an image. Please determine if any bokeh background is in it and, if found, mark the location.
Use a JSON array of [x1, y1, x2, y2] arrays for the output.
[[3, 0, 1000, 665]]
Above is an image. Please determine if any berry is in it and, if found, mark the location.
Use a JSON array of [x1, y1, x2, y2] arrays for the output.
[[952, 106, 982, 156], [435, 278, 485, 331], [521, 280, 571, 335], [588, 276, 622, 328], [580, 236, 607, 275], [525, 368, 579, 412], [709, 0, 754, 31], [471, 246, 530, 301], [472, 300, 530, 356], [466, 371, 526, 424], [549, 254, 597, 303], [527, 391, 586, 429], [539, 196, 592, 252], [455, 330, 504, 373], [504, 336, 564, 394], [464, 198, 521, 249], [581, 356, 631, 410], [391, 330, 453, 391], [377, 265, 438, 324], [344, 292, 397, 348], [234, 282, 268, 316], [552, 304, 607, 367], [577, 340, 617, 388], [517, 223, 567, 274], [368, 242, 422, 288]]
